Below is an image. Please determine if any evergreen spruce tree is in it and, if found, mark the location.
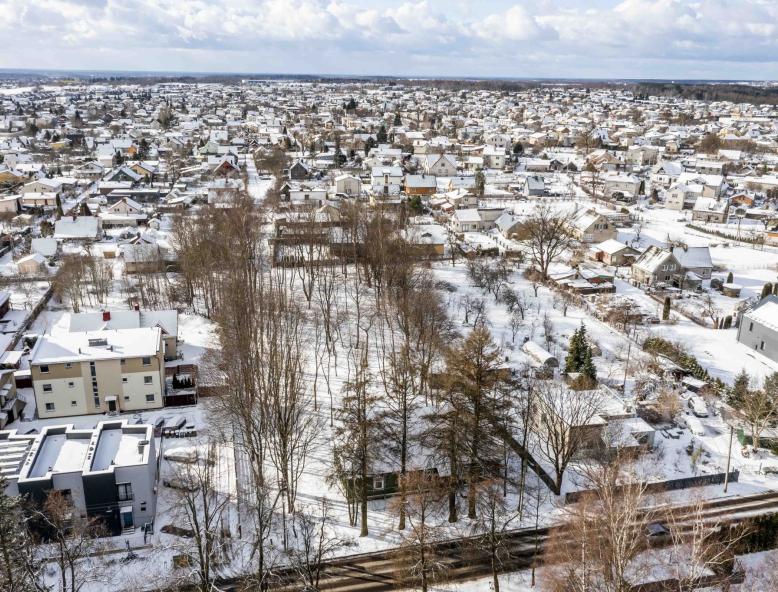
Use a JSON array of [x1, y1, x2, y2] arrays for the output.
[[662, 296, 671, 321], [726, 271, 734, 284], [730, 368, 750, 407], [376, 124, 388, 143], [761, 283, 773, 299], [581, 347, 597, 383], [565, 326, 582, 374]]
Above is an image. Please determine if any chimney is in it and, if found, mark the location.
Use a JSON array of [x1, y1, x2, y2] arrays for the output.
[[102, 311, 111, 322], [133, 303, 140, 312]]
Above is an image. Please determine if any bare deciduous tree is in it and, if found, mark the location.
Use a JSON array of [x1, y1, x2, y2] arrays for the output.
[[392, 472, 448, 592], [286, 500, 354, 592], [523, 203, 574, 281], [27, 491, 106, 592], [533, 381, 603, 493], [168, 442, 233, 592]]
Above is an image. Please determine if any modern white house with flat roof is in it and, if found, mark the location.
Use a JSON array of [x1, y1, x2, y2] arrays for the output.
[[737, 296, 778, 363], [1, 420, 157, 535]]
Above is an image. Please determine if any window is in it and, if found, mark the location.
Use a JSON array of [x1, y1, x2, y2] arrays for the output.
[[761, 341, 766, 351], [124, 395, 130, 401], [71, 401, 77, 407], [117, 483, 133, 502], [144, 376, 153, 385], [39, 365, 49, 374], [68, 381, 75, 388], [141, 357, 151, 366], [120, 358, 126, 365], [140, 502, 146, 512], [145, 394, 155, 402], [122, 377, 128, 383], [372, 475, 385, 490], [45, 402, 55, 412], [64, 363, 72, 369], [93, 396, 100, 407], [750, 322, 754, 332], [42, 384, 52, 393]]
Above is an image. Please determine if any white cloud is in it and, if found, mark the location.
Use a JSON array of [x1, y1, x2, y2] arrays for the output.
[[0, 0, 776, 77]]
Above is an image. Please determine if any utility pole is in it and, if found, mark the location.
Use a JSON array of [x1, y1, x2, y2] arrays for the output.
[[724, 424, 734, 493], [622, 321, 633, 392]]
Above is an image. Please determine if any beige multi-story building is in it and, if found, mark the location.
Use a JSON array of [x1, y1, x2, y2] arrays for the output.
[[30, 328, 165, 419]]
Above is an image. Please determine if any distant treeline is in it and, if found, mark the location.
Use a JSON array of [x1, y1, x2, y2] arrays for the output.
[[629, 82, 778, 105], [2, 70, 777, 105]]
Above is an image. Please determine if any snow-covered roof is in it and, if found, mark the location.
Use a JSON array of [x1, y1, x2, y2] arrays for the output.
[[30, 327, 161, 365], [54, 216, 99, 239], [633, 245, 674, 274], [671, 246, 712, 269], [454, 208, 481, 223], [595, 239, 631, 255], [693, 196, 729, 213], [31, 237, 57, 257], [746, 297, 778, 333], [68, 310, 178, 338]]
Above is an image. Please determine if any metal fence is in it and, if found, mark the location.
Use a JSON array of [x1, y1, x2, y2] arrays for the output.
[[565, 470, 739, 504]]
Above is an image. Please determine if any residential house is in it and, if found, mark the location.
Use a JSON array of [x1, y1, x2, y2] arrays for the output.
[[692, 196, 730, 223], [589, 239, 639, 266], [631, 246, 681, 287], [450, 209, 483, 233], [0, 368, 22, 429], [69, 309, 179, 362], [495, 211, 528, 240], [370, 166, 403, 196], [423, 154, 457, 177], [289, 160, 311, 180], [1, 420, 157, 535], [334, 174, 361, 197], [523, 175, 545, 197], [0, 194, 21, 214], [99, 197, 147, 228], [29, 327, 166, 418], [568, 208, 617, 244], [404, 174, 437, 196], [737, 296, 778, 363], [54, 216, 101, 241], [604, 173, 641, 201], [671, 246, 713, 279], [482, 146, 506, 169], [16, 253, 45, 275], [22, 178, 62, 195], [104, 166, 143, 185], [31, 237, 57, 258], [650, 161, 683, 191]]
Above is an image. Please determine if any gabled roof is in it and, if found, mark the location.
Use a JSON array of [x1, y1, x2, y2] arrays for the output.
[[54, 216, 99, 239], [633, 245, 676, 274], [693, 196, 729, 214], [671, 246, 712, 269], [69, 310, 178, 338], [594, 239, 632, 255]]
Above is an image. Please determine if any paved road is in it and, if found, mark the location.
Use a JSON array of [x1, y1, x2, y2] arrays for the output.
[[200, 489, 778, 592]]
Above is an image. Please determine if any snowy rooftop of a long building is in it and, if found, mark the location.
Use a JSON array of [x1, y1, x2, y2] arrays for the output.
[[29, 327, 161, 365]]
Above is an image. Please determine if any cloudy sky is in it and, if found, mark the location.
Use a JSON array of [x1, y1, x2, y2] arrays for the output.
[[0, 0, 776, 79]]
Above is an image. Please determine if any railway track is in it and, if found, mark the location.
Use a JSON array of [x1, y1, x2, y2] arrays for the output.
[[194, 488, 778, 592]]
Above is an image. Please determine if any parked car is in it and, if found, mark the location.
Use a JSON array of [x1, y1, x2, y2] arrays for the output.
[[687, 415, 706, 436], [689, 395, 709, 417]]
